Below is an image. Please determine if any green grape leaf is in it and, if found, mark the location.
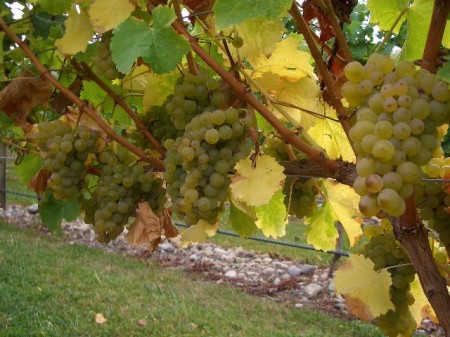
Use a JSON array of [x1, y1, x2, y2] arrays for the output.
[[31, 12, 66, 39], [39, 191, 80, 234], [111, 7, 191, 74], [14, 154, 43, 186], [255, 190, 287, 238], [80, 80, 107, 107], [229, 199, 258, 237], [30, 0, 72, 15], [304, 202, 338, 252], [213, 0, 292, 30], [367, 0, 406, 34], [437, 61, 450, 84]]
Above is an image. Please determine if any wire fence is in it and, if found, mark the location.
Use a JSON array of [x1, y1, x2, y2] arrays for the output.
[[0, 141, 350, 272]]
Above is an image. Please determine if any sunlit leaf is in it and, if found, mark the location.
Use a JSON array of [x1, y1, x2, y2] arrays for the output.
[[89, 0, 134, 34], [304, 202, 338, 252], [180, 220, 219, 245], [230, 155, 285, 207], [255, 190, 287, 238], [409, 276, 437, 326], [335, 254, 394, 320]]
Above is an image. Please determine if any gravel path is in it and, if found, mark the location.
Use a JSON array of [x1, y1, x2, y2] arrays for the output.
[[0, 204, 443, 336]]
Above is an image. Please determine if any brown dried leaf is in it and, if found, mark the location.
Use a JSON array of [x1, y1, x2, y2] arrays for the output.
[[127, 202, 162, 247], [29, 168, 51, 194], [95, 313, 107, 324], [0, 70, 53, 129], [162, 210, 179, 239], [50, 76, 83, 114]]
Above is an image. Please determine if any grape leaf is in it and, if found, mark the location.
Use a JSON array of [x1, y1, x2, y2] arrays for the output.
[[14, 153, 43, 186], [30, 0, 71, 15], [127, 202, 162, 247], [322, 180, 362, 248], [255, 190, 287, 238], [409, 276, 437, 326], [180, 220, 219, 245], [230, 155, 285, 207], [55, 5, 94, 55], [220, 17, 284, 65], [307, 108, 356, 163], [229, 199, 258, 237], [213, 0, 292, 30], [437, 61, 450, 84], [251, 37, 314, 80], [335, 254, 394, 320], [368, 0, 450, 61], [122, 65, 152, 91], [31, 12, 65, 39], [143, 70, 179, 112], [89, 0, 135, 34], [39, 191, 80, 234], [80, 81, 107, 107], [254, 74, 321, 130], [304, 202, 338, 252], [366, 0, 406, 34], [111, 7, 191, 74]]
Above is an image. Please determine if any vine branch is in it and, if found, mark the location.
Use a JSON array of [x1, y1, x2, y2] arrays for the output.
[[0, 17, 164, 170], [72, 60, 166, 157]]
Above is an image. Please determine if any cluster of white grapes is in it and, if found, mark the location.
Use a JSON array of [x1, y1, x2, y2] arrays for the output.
[[92, 32, 123, 80], [164, 107, 251, 226], [361, 222, 416, 337], [344, 54, 450, 218], [35, 120, 99, 200], [81, 147, 166, 243]]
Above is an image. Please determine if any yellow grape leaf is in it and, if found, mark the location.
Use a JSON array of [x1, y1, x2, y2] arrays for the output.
[[307, 108, 356, 163], [55, 5, 94, 55], [335, 254, 394, 320], [180, 220, 219, 245], [323, 180, 362, 248], [409, 276, 437, 326], [255, 190, 287, 238], [253, 73, 322, 130], [230, 155, 285, 207], [143, 70, 179, 112], [89, 0, 134, 34], [121, 65, 152, 91], [251, 36, 314, 80], [304, 202, 338, 252], [221, 18, 284, 65]]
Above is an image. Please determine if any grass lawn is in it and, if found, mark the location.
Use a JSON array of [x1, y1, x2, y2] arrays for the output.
[[0, 222, 385, 337]]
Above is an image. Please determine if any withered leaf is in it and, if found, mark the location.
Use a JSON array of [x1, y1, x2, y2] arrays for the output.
[[162, 210, 179, 239], [127, 202, 162, 247], [0, 70, 53, 129], [29, 168, 51, 194]]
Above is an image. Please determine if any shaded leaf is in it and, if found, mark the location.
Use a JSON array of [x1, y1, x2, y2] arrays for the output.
[[230, 155, 285, 207], [335, 254, 394, 320], [30, 0, 72, 15], [229, 199, 258, 237], [39, 191, 80, 234], [111, 7, 190, 74], [14, 153, 43, 187], [142, 70, 179, 112]]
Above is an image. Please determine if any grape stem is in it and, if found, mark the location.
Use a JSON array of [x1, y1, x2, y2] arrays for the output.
[[72, 61, 166, 157], [421, 0, 450, 72], [0, 17, 164, 170]]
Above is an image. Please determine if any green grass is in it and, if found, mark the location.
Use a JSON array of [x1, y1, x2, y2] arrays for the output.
[[0, 222, 384, 337]]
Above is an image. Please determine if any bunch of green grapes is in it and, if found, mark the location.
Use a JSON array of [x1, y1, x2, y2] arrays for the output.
[[83, 147, 166, 243], [164, 70, 225, 132], [35, 120, 99, 200], [416, 158, 450, 243], [263, 135, 307, 161], [344, 54, 450, 218], [92, 32, 123, 80], [164, 107, 251, 226], [283, 178, 318, 219], [361, 226, 416, 337], [138, 104, 179, 147]]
